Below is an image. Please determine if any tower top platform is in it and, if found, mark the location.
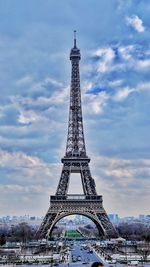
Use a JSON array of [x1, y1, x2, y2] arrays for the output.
[[70, 30, 81, 60]]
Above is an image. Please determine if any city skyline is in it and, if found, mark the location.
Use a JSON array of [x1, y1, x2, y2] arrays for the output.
[[0, 0, 150, 217], [1, 213, 150, 219]]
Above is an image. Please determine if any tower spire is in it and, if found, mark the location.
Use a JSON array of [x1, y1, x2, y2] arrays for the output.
[[67, 31, 85, 157], [74, 30, 77, 48]]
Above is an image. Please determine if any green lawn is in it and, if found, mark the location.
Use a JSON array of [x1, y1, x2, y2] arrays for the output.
[[64, 230, 82, 237]]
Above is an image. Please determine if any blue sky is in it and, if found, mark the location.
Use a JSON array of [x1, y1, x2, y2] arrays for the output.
[[0, 0, 150, 217]]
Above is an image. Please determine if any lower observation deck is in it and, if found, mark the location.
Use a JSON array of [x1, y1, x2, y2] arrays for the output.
[[50, 194, 102, 202]]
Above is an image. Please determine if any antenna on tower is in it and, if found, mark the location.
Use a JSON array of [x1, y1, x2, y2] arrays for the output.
[[74, 30, 77, 48]]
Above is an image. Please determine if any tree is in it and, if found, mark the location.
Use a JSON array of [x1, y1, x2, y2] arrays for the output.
[[9, 223, 35, 243], [0, 233, 6, 245], [137, 243, 150, 262], [117, 223, 150, 241]]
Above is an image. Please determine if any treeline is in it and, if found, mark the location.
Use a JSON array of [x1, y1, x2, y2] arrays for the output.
[[0, 221, 150, 245], [79, 222, 150, 241], [0, 222, 37, 245], [117, 222, 150, 241]]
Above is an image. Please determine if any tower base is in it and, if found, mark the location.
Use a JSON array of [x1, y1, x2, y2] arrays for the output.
[[37, 195, 118, 239]]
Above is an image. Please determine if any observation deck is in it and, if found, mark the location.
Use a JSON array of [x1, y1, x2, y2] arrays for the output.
[[50, 194, 102, 202]]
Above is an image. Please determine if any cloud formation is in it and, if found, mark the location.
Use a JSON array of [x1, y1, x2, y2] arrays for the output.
[[113, 87, 135, 102], [0, 0, 150, 217], [126, 15, 145, 32]]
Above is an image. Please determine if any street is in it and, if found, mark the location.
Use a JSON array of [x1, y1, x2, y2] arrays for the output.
[[60, 243, 105, 267], [70, 244, 101, 263]]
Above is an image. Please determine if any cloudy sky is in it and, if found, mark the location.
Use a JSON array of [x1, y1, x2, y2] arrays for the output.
[[0, 0, 150, 217]]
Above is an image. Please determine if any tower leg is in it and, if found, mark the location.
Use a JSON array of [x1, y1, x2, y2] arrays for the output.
[[97, 213, 118, 238]]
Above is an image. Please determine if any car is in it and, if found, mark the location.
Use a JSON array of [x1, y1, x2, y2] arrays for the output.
[[87, 250, 93, 253]]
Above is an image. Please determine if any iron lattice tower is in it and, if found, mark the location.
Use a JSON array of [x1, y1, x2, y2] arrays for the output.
[[37, 32, 118, 239]]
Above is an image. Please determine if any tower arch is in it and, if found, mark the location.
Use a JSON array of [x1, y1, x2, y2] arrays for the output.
[[47, 211, 105, 239]]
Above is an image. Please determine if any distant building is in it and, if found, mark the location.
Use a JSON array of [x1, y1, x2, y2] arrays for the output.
[[30, 216, 36, 220], [108, 214, 119, 224], [139, 214, 150, 222]]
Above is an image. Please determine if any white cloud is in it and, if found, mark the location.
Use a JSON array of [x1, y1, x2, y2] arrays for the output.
[[0, 184, 50, 194], [0, 150, 54, 184], [18, 110, 45, 124], [93, 47, 115, 73], [136, 59, 150, 70], [113, 86, 135, 101], [14, 84, 69, 109], [0, 150, 62, 215], [16, 75, 33, 86], [90, 44, 150, 79], [84, 91, 109, 114], [44, 77, 63, 87], [137, 82, 150, 91], [109, 79, 124, 88], [117, 0, 132, 10], [37, 85, 69, 105], [91, 155, 150, 216], [126, 15, 145, 33], [82, 81, 93, 91], [119, 45, 135, 60]]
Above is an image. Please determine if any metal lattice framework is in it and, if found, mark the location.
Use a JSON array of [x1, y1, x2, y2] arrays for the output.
[[37, 32, 118, 239]]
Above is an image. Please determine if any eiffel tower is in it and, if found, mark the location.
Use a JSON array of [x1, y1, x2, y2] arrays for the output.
[[37, 32, 118, 239]]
